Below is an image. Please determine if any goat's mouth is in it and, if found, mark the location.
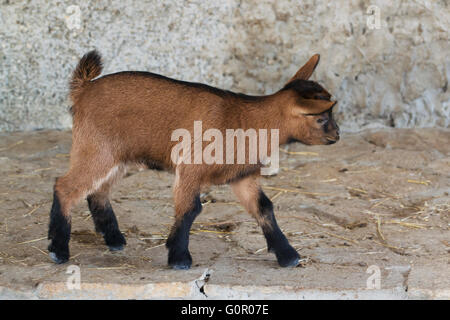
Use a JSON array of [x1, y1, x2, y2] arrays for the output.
[[325, 136, 339, 144]]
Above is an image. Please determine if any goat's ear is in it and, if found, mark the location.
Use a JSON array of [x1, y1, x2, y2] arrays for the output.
[[292, 99, 336, 116], [287, 54, 320, 83]]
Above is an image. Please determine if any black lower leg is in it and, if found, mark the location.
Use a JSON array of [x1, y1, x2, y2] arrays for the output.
[[166, 195, 202, 270], [87, 195, 126, 251], [258, 190, 300, 267], [48, 191, 71, 264]]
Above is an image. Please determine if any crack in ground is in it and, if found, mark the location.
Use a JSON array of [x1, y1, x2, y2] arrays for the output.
[[194, 268, 212, 298]]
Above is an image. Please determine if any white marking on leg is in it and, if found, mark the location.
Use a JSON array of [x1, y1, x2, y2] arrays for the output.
[[86, 165, 121, 196]]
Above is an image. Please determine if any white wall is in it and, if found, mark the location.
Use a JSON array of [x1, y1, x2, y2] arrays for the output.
[[0, 0, 448, 131]]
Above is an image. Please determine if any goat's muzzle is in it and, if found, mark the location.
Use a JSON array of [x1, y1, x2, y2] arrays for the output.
[[325, 126, 340, 144]]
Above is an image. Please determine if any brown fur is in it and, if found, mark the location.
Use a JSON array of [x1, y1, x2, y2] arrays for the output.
[[49, 51, 339, 267], [69, 51, 103, 103], [231, 175, 271, 229]]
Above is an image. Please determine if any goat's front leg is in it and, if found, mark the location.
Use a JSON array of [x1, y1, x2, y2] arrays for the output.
[[166, 169, 202, 270], [231, 175, 300, 267]]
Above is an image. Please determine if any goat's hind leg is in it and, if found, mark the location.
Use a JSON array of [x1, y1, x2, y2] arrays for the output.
[[48, 171, 87, 264], [48, 160, 123, 263], [87, 184, 126, 251], [48, 188, 71, 264]]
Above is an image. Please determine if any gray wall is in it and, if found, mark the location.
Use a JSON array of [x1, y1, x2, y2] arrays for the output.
[[1, 0, 449, 132]]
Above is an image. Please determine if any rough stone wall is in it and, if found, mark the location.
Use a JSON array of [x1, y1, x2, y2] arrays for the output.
[[0, 0, 449, 132]]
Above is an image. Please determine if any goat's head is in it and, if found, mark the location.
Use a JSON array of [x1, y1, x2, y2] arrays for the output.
[[281, 54, 340, 145]]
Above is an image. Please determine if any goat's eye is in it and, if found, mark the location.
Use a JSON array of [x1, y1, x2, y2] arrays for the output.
[[317, 118, 326, 124]]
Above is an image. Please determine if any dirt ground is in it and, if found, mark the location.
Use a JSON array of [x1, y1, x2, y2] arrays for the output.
[[0, 128, 448, 299]]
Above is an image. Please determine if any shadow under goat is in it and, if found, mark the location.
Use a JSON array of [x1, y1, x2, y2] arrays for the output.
[[47, 51, 340, 269]]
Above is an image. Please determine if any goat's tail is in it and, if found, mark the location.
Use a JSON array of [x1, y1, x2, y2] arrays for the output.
[[69, 50, 103, 103]]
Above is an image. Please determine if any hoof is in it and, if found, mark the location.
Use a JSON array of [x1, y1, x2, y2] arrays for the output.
[[108, 244, 124, 251], [104, 231, 126, 250], [168, 250, 192, 270], [279, 255, 300, 268], [49, 251, 69, 264], [170, 263, 191, 270], [275, 246, 301, 268], [48, 242, 69, 264]]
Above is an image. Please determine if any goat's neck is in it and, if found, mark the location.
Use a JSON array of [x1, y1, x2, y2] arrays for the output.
[[239, 90, 292, 146]]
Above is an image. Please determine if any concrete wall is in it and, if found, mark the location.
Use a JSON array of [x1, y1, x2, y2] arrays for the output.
[[0, 0, 449, 132]]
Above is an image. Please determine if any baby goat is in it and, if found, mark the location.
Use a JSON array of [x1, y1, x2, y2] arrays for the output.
[[48, 51, 339, 269]]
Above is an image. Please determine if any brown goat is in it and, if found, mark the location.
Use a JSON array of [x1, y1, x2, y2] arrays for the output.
[[48, 51, 339, 269]]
